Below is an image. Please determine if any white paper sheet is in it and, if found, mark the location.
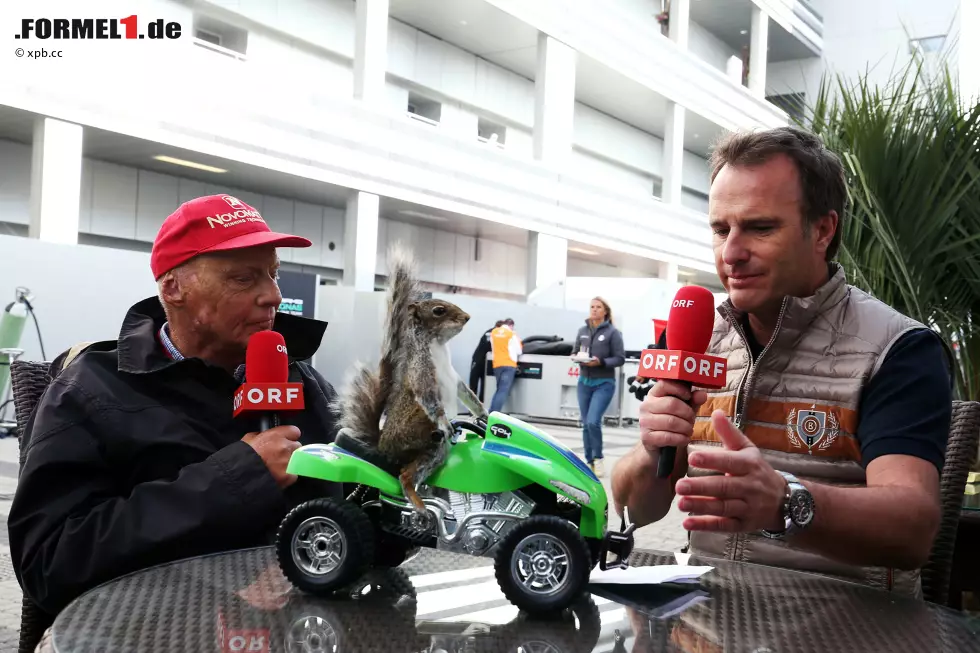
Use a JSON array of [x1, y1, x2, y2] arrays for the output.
[[589, 565, 714, 585]]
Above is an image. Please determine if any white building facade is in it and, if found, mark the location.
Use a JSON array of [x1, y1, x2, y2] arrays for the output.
[[0, 0, 972, 297]]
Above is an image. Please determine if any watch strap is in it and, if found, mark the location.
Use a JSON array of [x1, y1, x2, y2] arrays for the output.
[[760, 471, 795, 539]]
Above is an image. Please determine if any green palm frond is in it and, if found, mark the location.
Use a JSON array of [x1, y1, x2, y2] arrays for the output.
[[801, 54, 980, 400]]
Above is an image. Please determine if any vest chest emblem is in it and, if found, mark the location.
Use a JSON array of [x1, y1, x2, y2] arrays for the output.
[[787, 406, 840, 453]]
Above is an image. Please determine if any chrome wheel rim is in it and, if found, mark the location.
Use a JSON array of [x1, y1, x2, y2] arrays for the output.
[[285, 615, 339, 653], [291, 516, 346, 577], [510, 533, 571, 596]]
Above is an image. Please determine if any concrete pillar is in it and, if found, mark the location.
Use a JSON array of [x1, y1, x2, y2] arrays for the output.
[[661, 261, 679, 283], [353, 0, 389, 106], [343, 191, 379, 291], [526, 232, 567, 304], [749, 7, 769, 97], [662, 102, 685, 205], [533, 33, 577, 165], [961, 1, 980, 106], [669, 0, 690, 49], [29, 117, 83, 244]]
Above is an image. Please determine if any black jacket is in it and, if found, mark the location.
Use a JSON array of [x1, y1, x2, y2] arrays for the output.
[[7, 297, 344, 614], [574, 320, 626, 381]]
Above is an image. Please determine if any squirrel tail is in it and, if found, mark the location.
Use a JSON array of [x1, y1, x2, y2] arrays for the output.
[[333, 243, 419, 447], [333, 362, 385, 446], [382, 243, 421, 374]]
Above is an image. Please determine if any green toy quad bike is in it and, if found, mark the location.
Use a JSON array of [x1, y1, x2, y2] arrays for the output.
[[275, 413, 636, 614]]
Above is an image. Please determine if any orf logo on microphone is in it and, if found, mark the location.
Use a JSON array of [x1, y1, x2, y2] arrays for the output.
[[233, 382, 305, 416], [638, 349, 727, 389]]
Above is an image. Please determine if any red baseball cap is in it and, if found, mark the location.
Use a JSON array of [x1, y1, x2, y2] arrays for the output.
[[150, 194, 312, 279]]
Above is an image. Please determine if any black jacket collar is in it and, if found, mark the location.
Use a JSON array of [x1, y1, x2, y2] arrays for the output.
[[117, 297, 328, 375]]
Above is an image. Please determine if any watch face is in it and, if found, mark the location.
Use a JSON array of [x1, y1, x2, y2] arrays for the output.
[[789, 488, 814, 527]]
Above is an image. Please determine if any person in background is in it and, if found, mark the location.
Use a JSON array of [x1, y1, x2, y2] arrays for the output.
[[469, 320, 503, 404], [489, 318, 522, 414], [575, 297, 625, 477]]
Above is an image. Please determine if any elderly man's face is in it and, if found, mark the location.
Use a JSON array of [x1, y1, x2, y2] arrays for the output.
[[177, 245, 283, 356]]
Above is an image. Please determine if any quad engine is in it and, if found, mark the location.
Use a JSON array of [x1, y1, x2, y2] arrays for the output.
[[381, 487, 535, 557]]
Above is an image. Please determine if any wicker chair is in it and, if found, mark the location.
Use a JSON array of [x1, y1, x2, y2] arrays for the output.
[[10, 360, 56, 653], [921, 399, 980, 606]]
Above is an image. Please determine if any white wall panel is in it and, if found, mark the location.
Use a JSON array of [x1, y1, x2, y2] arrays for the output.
[[415, 31, 445, 91], [375, 217, 390, 275], [135, 170, 179, 242], [454, 235, 476, 289], [292, 202, 326, 266], [682, 151, 711, 195], [413, 225, 436, 283], [681, 190, 709, 214], [178, 178, 207, 205], [433, 230, 457, 285], [573, 104, 661, 174], [387, 20, 417, 80], [262, 195, 296, 263], [478, 239, 509, 292], [571, 149, 653, 195], [386, 219, 415, 254], [90, 160, 137, 240], [0, 140, 31, 226], [321, 207, 345, 269], [689, 23, 736, 73], [78, 159, 94, 233], [506, 242, 527, 295]]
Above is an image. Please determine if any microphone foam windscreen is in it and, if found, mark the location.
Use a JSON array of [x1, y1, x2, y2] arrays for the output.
[[666, 285, 716, 354], [245, 330, 289, 383]]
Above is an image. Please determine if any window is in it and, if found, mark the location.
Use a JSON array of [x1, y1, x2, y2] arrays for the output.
[[195, 28, 222, 46], [909, 34, 947, 79], [767, 93, 806, 123], [477, 117, 506, 148], [192, 15, 249, 59], [909, 35, 947, 55], [407, 92, 442, 126]]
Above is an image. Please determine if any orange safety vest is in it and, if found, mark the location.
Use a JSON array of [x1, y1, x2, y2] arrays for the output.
[[490, 326, 520, 368]]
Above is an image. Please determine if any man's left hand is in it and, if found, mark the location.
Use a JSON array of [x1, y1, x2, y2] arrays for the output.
[[582, 357, 602, 367], [675, 409, 787, 533]]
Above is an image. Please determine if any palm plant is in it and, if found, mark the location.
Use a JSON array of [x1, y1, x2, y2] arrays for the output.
[[802, 57, 980, 401]]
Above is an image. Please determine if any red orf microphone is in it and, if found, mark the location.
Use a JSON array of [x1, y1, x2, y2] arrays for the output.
[[638, 285, 727, 478], [233, 330, 305, 431]]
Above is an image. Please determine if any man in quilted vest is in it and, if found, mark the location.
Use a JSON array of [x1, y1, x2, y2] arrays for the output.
[[612, 126, 952, 596]]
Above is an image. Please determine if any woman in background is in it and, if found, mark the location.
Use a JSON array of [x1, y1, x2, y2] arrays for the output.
[[574, 297, 625, 477]]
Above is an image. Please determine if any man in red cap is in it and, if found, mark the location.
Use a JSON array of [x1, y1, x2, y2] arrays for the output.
[[9, 195, 346, 616]]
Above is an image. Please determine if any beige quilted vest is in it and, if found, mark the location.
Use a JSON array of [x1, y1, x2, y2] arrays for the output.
[[688, 263, 947, 597]]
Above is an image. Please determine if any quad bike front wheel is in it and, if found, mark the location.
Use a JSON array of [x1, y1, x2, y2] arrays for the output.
[[276, 498, 376, 595], [494, 515, 592, 614]]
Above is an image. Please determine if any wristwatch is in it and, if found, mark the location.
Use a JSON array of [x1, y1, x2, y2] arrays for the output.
[[761, 471, 814, 539]]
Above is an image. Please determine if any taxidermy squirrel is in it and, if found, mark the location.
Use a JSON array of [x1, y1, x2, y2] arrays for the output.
[[334, 245, 488, 512]]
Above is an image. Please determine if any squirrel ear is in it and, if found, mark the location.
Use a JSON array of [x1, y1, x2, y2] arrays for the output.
[[408, 303, 418, 317]]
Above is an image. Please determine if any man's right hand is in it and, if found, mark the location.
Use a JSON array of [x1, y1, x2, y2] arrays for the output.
[[242, 426, 302, 488], [638, 380, 708, 457]]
